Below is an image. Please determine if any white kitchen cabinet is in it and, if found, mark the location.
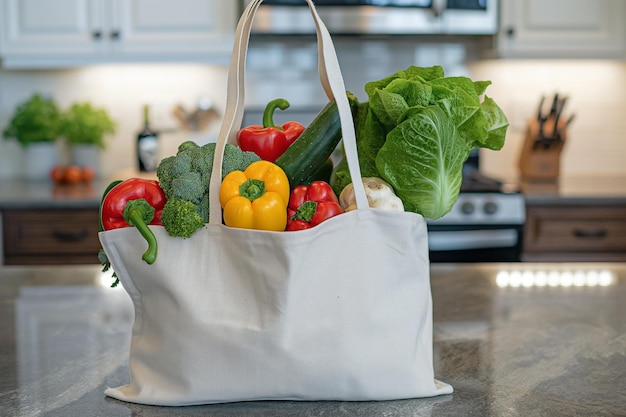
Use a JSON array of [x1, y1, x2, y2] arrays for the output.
[[498, 0, 626, 58], [0, 0, 238, 68]]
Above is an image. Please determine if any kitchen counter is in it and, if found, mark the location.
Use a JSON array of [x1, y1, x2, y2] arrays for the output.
[[0, 170, 157, 209], [1, 263, 625, 416], [0, 179, 106, 210], [521, 175, 626, 205]]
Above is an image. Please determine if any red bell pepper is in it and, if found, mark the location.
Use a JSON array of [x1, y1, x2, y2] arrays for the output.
[[286, 180, 343, 231], [237, 98, 305, 162], [101, 178, 166, 264]]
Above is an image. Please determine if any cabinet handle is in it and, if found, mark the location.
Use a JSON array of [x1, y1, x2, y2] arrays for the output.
[[573, 228, 607, 239], [92, 30, 102, 40], [52, 229, 89, 242], [506, 27, 515, 38], [110, 30, 121, 40], [428, 4, 442, 18]]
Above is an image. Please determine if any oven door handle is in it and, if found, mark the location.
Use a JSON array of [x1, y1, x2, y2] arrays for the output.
[[428, 229, 519, 251]]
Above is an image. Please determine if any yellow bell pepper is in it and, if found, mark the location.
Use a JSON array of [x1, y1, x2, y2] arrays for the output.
[[220, 160, 290, 231]]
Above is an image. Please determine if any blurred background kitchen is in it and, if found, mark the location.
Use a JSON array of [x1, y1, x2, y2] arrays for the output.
[[1, 0, 625, 264]]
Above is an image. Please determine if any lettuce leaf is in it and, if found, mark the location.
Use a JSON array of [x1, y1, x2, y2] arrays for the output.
[[480, 96, 509, 150], [376, 106, 469, 219], [331, 65, 509, 219]]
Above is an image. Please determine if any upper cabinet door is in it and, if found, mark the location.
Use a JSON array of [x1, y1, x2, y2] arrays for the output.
[[110, 0, 236, 57], [498, 0, 626, 58], [1, 0, 104, 56], [0, 0, 237, 68]]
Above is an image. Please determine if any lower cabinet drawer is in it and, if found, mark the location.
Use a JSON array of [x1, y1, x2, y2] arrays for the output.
[[3, 209, 101, 265], [524, 204, 626, 261]]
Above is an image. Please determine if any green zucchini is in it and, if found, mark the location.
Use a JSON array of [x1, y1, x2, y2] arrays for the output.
[[304, 157, 334, 185], [275, 92, 358, 187]]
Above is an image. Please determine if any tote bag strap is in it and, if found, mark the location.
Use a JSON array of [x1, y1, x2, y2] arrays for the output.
[[208, 0, 368, 225]]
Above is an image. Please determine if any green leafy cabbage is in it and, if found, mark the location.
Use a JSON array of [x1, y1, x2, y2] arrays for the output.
[[331, 65, 508, 219]]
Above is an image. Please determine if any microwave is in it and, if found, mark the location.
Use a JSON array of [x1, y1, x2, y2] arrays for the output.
[[243, 0, 498, 35]]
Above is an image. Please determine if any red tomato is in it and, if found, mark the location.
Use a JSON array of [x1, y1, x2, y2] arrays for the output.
[[63, 165, 82, 185], [50, 166, 66, 184], [81, 166, 95, 183]]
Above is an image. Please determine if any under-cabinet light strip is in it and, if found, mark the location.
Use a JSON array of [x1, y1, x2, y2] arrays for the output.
[[496, 269, 615, 288]]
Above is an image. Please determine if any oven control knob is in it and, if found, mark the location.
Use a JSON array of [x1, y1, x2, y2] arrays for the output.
[[483, 201, 498, 215], [460, 201, 475, 215]]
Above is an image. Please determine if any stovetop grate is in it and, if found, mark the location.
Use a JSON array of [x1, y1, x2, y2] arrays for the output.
[[461, 168, 505, 193]]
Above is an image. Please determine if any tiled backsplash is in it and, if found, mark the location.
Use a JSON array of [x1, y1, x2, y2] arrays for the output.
[[468, 59, 626, 183], [1, 38, 626, 183], [244, 37, 475, 107]]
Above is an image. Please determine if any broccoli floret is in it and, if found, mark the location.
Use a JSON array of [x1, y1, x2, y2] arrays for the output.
[[178, 140, 200, 153], [242, 150, 263, 170], [156, 156, 175, 197], [222, 144, 261, 178], [193, 143, 215, 186], [201, 142, 216, 154], [172, 152, 193, 178], [155, 140, 261, 234], [161, 198, 205, 238], [170, 171, 204, 204], [198, 193, 210, 223]]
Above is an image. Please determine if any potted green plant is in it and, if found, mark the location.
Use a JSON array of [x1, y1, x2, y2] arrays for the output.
[[2, 93, 62, 180], [60, 102, 116, 176]]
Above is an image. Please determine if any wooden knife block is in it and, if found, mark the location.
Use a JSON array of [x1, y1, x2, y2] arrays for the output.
[[518, 118, 567, 181]]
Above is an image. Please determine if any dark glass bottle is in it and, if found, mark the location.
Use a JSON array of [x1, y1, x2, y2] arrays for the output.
[[137, 105, 159, 172]]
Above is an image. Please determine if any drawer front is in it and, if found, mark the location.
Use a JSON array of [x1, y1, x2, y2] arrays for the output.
[[3, 209, 101, 256], [525, 205, 626, 253]]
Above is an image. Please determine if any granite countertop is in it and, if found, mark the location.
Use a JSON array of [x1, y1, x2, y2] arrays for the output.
[[1, 262, 625, 416], [0, 179, 108, 209], [0, 170, 156, 210], [520, 175, 626, 205]]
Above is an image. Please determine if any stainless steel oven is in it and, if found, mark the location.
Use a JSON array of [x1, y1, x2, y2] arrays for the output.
[[427, 191, 525, 262], [244, 0, 499, 35], [427, 153, 526, 263]]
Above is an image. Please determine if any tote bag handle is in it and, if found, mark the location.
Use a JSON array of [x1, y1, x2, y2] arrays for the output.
[[208, 0, 368, 225]]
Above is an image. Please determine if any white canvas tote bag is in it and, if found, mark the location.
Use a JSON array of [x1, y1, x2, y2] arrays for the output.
[[99, 0, 453, 406]]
